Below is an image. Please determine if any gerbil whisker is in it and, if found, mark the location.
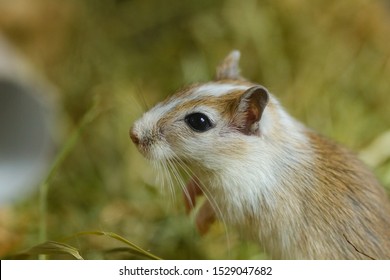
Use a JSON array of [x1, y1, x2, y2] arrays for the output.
[[153, 158, 175, 204], [134, 81, 150, 111], [172, 157, 232, 254], [152, 151, 233, 255], [162, 160, 176, 203], [166, 159, 182, 202], [153, 161, 165, 194]]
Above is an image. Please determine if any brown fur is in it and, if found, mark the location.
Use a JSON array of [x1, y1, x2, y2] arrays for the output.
[[131, 50, 390, 259], [297, 131, 390, 259], [215, 129, 390, 259]]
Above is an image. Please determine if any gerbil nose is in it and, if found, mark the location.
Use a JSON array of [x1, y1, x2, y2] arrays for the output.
[[129, 127, 140, 145]]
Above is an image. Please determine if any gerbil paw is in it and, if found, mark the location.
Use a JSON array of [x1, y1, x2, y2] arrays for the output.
[[183, 177, 203, 213], [195, 201, 216, 236], [183, 177, 216, 235]]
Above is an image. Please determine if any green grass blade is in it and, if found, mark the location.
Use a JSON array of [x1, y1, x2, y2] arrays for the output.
[[65, 231, 162, 260], [14, 241, 84, 260], [38, 98, 101, 251]]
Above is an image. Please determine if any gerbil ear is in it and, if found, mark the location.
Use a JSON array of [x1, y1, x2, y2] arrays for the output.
[[232, 86, 269, 135], [216, 50, 242, 80]]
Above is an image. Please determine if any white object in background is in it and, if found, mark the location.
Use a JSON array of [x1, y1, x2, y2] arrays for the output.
[[0, 34, 58, 205]]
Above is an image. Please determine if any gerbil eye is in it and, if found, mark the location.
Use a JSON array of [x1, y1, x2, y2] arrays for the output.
[[185, 113, 213, 132]]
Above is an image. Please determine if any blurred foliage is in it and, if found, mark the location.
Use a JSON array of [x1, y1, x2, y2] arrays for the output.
[[0, 0, 389, 259]]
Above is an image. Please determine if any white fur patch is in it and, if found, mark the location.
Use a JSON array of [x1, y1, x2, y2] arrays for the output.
[[193, 83, 249, 98]]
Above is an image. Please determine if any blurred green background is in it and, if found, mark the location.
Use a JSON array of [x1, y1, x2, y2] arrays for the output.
[[0, 0, 389, 259]]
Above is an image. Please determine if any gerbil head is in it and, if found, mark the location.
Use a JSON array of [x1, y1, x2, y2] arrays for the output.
[[130, 51, 270, 170]]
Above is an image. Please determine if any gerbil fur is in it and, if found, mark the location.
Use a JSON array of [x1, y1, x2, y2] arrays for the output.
[[130, 50, 390, 259]]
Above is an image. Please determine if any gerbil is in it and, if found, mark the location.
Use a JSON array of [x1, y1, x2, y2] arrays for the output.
[[130, 50, 390, 259]]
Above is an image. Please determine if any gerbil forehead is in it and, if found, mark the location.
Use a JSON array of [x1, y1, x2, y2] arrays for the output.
[[191, 82, 250, 98], [165, 82, 251, 111], [168, 82, 250, 116], [139, 82, 251, 127]]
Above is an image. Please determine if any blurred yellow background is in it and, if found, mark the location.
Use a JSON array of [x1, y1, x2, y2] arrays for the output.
[[0, 0, 389, 259]]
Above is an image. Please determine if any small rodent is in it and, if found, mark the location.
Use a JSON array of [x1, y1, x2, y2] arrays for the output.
[[130, 50, 390, 259]]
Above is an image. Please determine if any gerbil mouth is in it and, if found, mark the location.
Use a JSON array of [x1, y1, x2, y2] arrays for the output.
[[130, 127, 151, 158]]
